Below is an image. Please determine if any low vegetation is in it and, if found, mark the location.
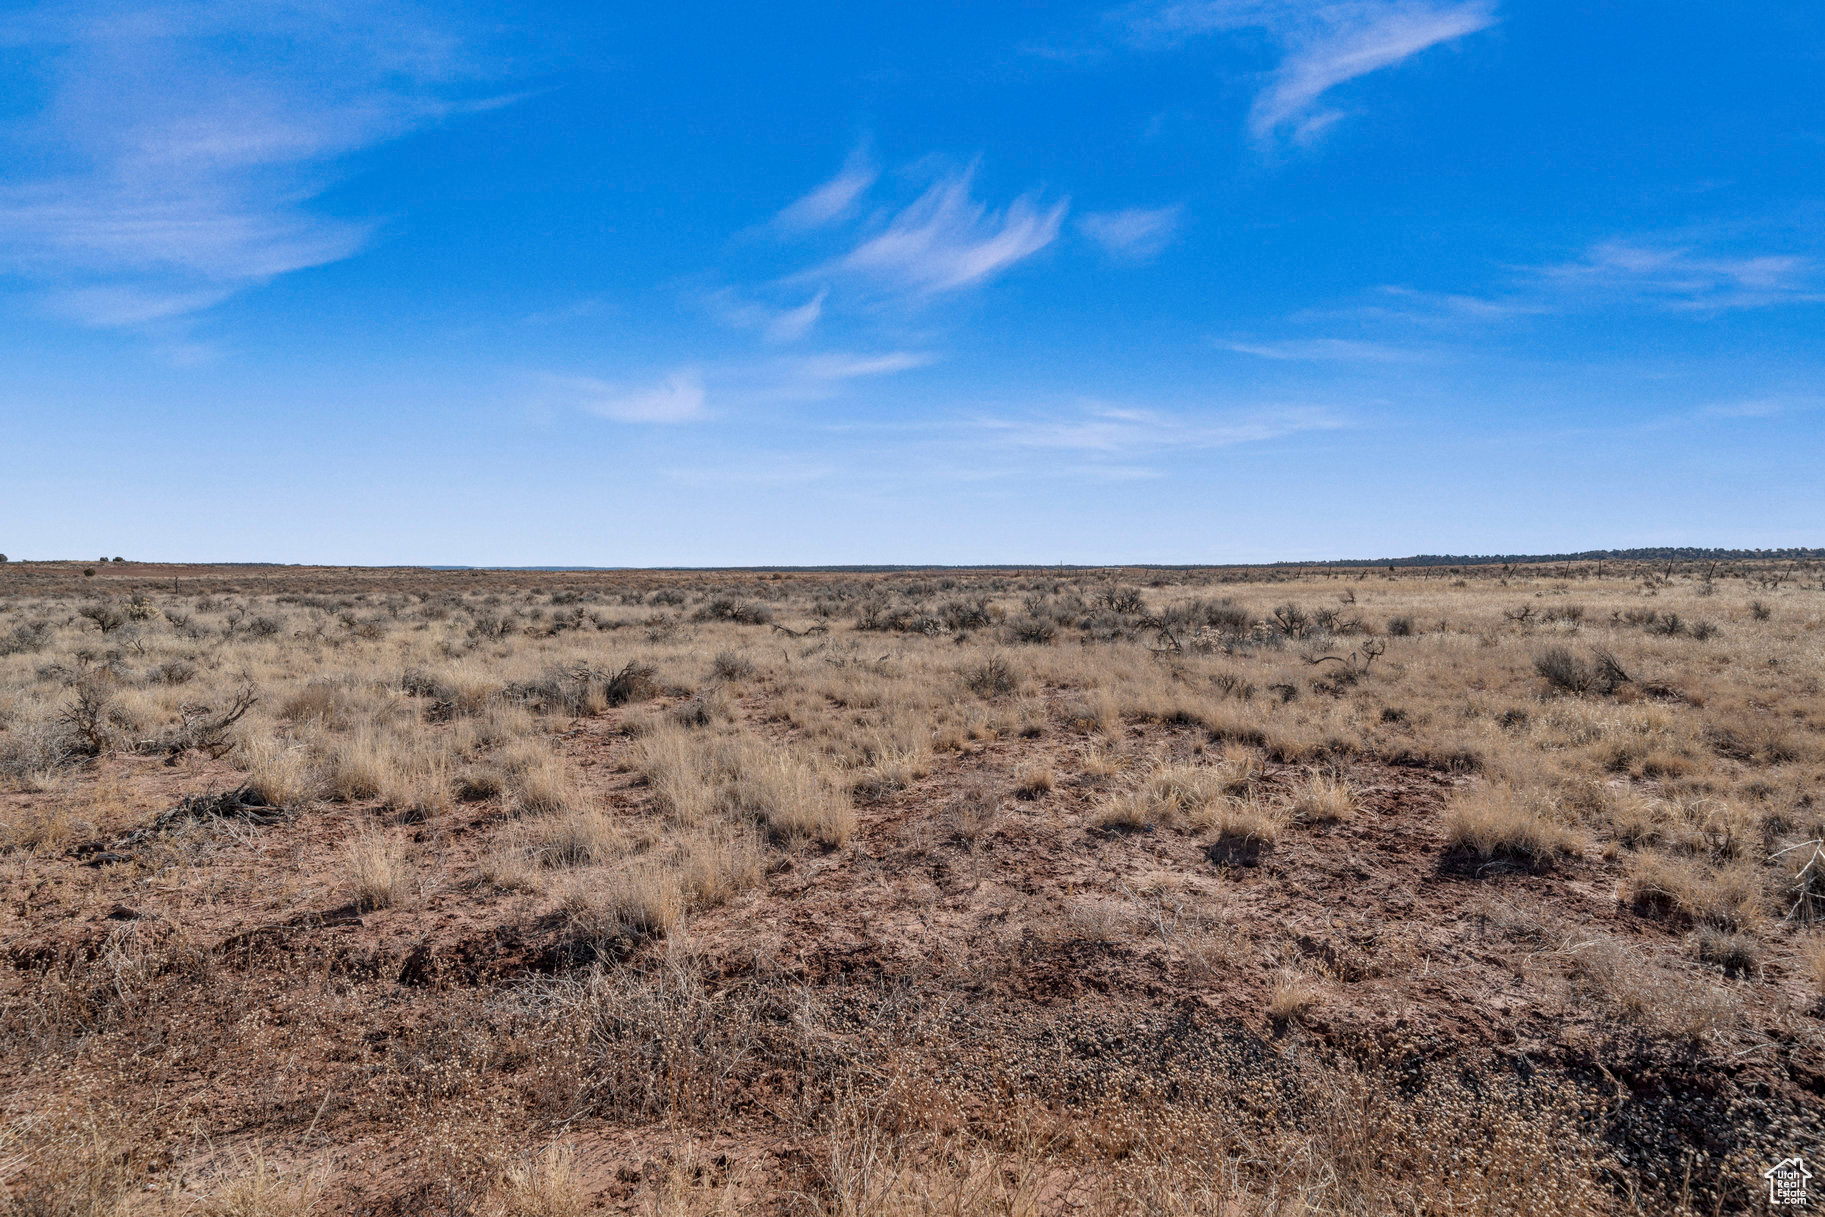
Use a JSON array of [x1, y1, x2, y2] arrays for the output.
[[0, 557, 1821, 1212]]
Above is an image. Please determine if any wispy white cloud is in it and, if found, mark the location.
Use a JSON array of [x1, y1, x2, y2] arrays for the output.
[[708, 288, 828, 343], [831, 168, 1067, 294], [1124, 1, 1496, 142], [548, 371, 709, 423], [1311, 237, 1817, 331], [1359, 284, 1543, 321], [1078, 205, 1183, 261], [766, 291, 826, 342], [1537, 241, 1819, 311], [0, 1, 498, 329], [1222, 336, 1418, 361], [775, 152, 877, 230], [974, 402, 1344, 453], [794, 351, 935, 380]]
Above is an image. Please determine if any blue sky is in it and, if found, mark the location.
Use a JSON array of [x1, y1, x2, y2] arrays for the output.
[[2, 1, 1820, 565]]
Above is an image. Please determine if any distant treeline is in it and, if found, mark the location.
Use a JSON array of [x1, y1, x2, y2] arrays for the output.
[[4, 548, 1818, 573], [1307, 548, 1824, 569]]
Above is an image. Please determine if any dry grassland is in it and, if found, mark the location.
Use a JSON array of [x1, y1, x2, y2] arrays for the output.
[[0, 558, 1821, 1214]]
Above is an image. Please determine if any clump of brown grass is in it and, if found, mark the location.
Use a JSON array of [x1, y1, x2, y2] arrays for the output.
[[1445, 783, 1581, 866], [1288, 771, 1356, 824], [944, 786, 1001, 844], [1094, 762, 1236, 831], [575, 866, 684, 939], [1800, 935, 1825, 1002], [638, 726, 717, 825], [343, 829, 411, 910], [194, 1151, 322, 1216], [1622, 851, 1762, 930], [1267, 967, 1320, 1024], [678, 827, 766, 909], [318, 727, 389, 802], [1215, 792, 1285, 841], [1567, 936, 1739, 1042], [534, 805, 624, 867], [479, 830, 542, 893], [503, 749, 585, 817], [241, 735, 316, 807], [1689, 926, 1762, 977], [489, 1143, 586, 1217], [0, 1112, 141, 1217], [729, 748, 852, 848], [1012, 762, 1054, 799]]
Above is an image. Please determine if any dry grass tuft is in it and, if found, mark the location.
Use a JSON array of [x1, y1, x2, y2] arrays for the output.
[[506, 752, 585, 817], [1622, 851, 1763, 930], [1012, 762, 1054, 799], [1267, 967, 1320, 1024], [1801, 935, 1825, 1002], [1445, 783, 1581, 866], [489, 1143, 586, 1217], [730, 748, 852, 848], [193, 1152, 322, 1217], [1287, 771, 1356, 824], [534, 805, 624, 867], [342, 829, 411, 910], [679, 827, 766, 909], [241, 735, 316, 807]]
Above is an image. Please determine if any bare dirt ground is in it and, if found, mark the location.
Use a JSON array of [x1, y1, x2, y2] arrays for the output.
[[1, 561, 1821, 1214]]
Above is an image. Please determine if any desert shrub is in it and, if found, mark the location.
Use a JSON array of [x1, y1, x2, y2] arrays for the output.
[[1386, 615, 1415, 637], [1192, 598, 1253, 634], [1690, 927, 1762, 978], [1004, 617, 1056, 645], [1270, 603, 1311, 638], [1567, 936, 1739, 1041], [0, 714, 81, 780], [148, 659, 198, 685], [711, 651, 756, 681], [1533, 646, 1629, 695], [962, 655, 1018, 699], [1102, 586, 1146, 614], [696, 596, 772, 626], [945, 785, 1001, 844], [508, 660, 658, 715], [0, 620, 52, 656], [77, 602, 127, 634], [400, 665, 455, 700]]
